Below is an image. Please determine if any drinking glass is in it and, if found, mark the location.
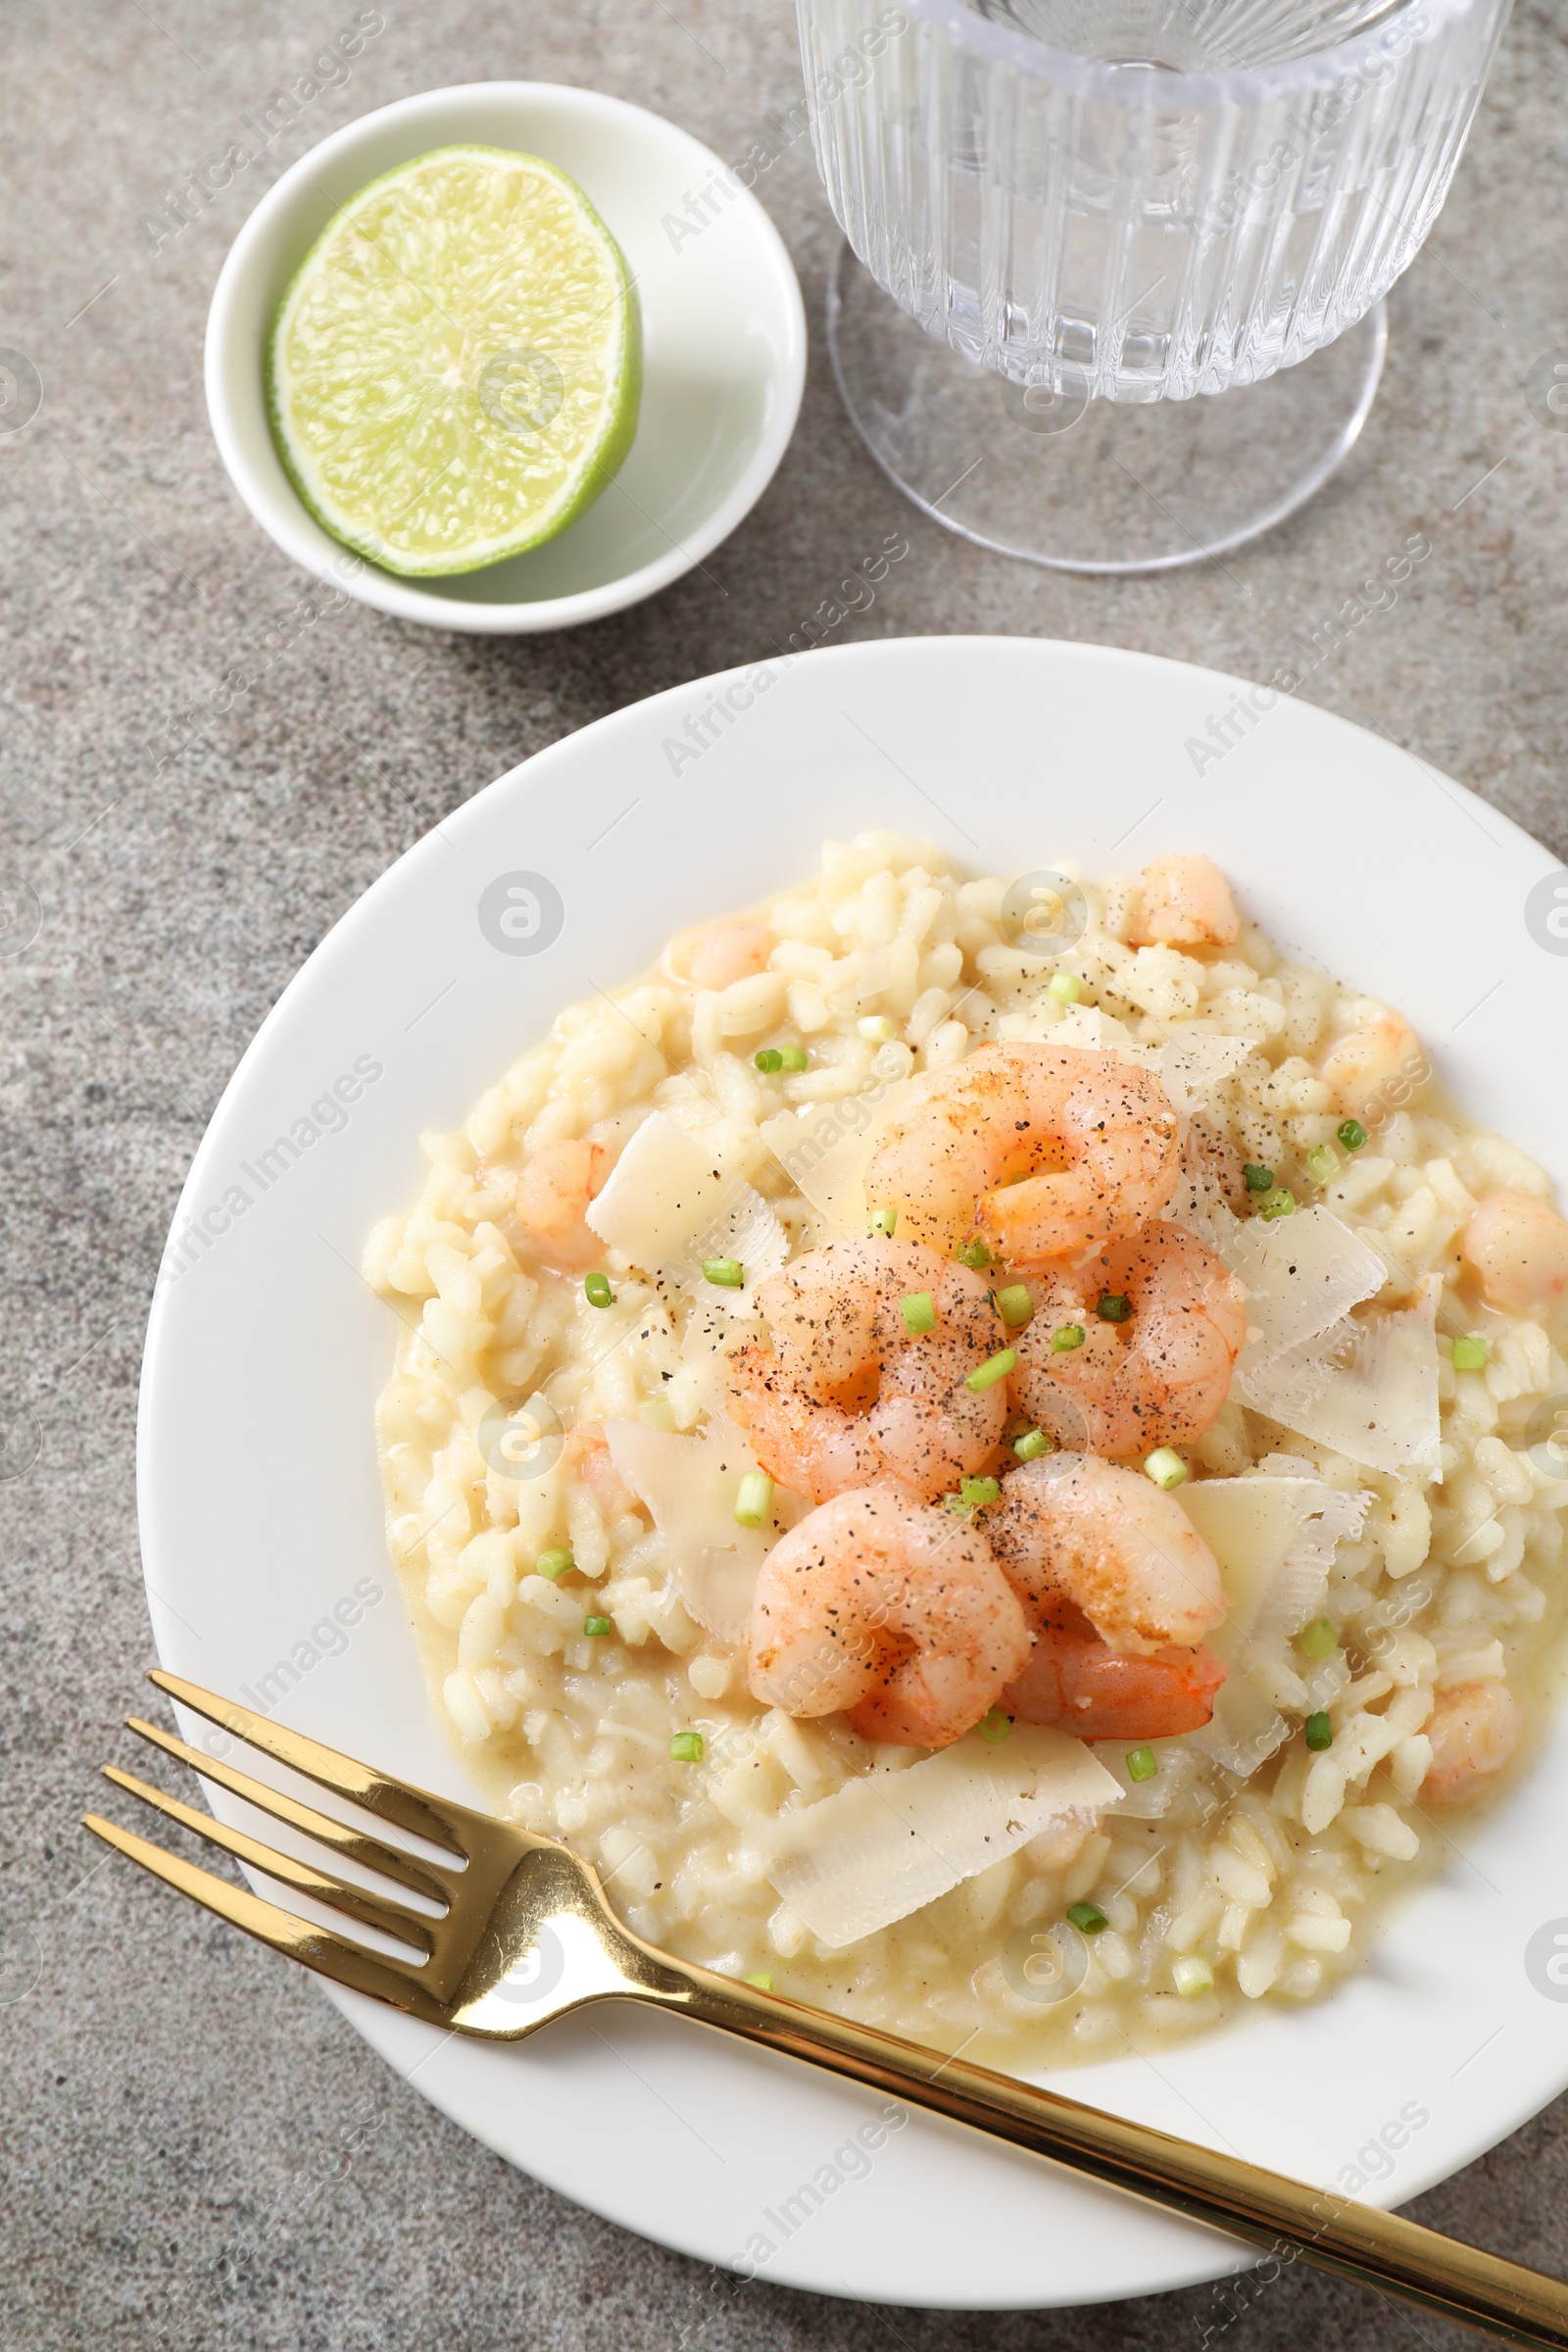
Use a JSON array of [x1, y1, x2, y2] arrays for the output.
[[798, 0, 1511, 569]]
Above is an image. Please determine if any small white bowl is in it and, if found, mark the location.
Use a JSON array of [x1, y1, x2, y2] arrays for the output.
[[205, 82, 807, 634]]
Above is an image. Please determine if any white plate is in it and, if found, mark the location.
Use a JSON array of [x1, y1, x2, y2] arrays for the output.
[[205, 82, 806, 633], [139, 637, 1568, 2310]]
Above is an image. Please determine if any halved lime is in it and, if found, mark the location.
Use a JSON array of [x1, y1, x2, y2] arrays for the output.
[[269, 146, 641, 577]]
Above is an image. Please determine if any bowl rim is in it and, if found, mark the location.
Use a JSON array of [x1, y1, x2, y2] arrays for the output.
[[203, 79, 808, 634]]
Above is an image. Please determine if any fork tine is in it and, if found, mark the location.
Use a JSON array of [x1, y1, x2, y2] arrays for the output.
[[82, 1813, 449, 2025], [126, 1716, 452, 1908], [102, 1765, 437, 1954], [148, 1668, 482, 1856]]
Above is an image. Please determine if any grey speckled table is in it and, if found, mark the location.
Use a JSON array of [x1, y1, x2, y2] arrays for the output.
[[6, 3, 1568, 2347]]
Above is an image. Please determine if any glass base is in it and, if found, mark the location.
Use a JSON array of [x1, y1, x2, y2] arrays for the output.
[[826, 245, 1388, 576]]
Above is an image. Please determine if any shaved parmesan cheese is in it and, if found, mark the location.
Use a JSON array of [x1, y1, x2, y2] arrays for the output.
[[1181, 1473, 1368, 1664], [672, 1225, 783, 1374], [1245, 1281, 1444, 1482], [1225, 1204, 1387, 1362], [1165, 1170, 1243, 1257], [586, 1113, 733, 1267], [1180, 1470, 1369, 1778], [1156, 1033, 1254, 1122], [1092, 1739, 1200, 1820], [1191, 1670, 1291, 1785], [679, 1547, 767, 1648], [759, 1726, 1122, 1948], [586, 1114, 789, 1299], [1053, 1005, 1144, 1053], [760, 1078, 910, 1239], [605, 1415, 786, 1642], [671, 1295, 768, 1431], [1222, 1205, 1440, 1483], [605, 1417, 754, 1557], [682, 1188, 790, 1312]]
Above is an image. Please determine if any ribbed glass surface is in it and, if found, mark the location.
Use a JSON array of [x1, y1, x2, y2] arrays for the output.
[[799, 0, 1509, 398], [972, 0, 1414, 69]]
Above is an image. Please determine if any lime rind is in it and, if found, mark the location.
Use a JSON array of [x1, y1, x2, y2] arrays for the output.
[[268, 145, 642, 578]]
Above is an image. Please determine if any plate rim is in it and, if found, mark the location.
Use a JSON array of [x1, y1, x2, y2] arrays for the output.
[[136, 633, 1568, 2310]]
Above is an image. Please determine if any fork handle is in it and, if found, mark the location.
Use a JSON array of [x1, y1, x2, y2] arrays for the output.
[[662, 1972, 1568, 2347]]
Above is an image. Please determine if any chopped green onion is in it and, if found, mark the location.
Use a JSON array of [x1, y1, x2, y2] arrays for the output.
[[583, 1615, 612, 1638], [669, 1732, 705, 1763], [996, 1283, 1033, 1328], [858, 1014, 896, 1043], [1096, 1294, 1131, 1324], [1304, 1710, 1334, 1751], [1298, 1616, 1338, 1659], [944, 1477, 1000, 1518], [637, 1396, 676, 1431], [956, 1237, 993, 1270], [1013, 1429, 1053, 1461], [901, 1290, 936, 1336], [1258, 1187, 1297, 1221], [734, 1470, 774, 1529], [1172, 1954, 1213, 1997], [1451, 1335, 1489, 1372], [702, 1256, 745, 1289], [1066, 1901, 1107, 1935], [1051, 1323, 1086, 1353], [1337, 1117, 1367, 1152], [1145, 1447, 1188, 1491], [966, 1347, 1017, 1393], [1048, 972, 1084, 1004], [754, 1047, 784, 1073], [1307, 1144, 1341, 1186], [584, 1271, 613, 1308], [779, 1045, 808, 1072], [868, 1205, 898, 1239], [534, 1547, 573, 1582], [978, 1707, 1011, 1744], [743, 1971, 773, 1991], [1126, 1744, 1157, 1784], [1243, 1163, 1274, 1193]]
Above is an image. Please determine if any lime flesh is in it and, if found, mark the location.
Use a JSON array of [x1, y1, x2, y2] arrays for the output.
[[269, 146, 641, 577]]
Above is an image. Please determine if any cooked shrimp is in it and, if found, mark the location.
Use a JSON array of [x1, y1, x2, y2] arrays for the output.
[[747, 1487, 1030, 1747], [667, 921, 774, 991], [1004, 1593, 1228, 1740], [986, 1453, 1227, 1656], [1008, 1221, 1248, 1457], [562, 1422, 639, 1518], [861, 1043, 1180, 1267], [725, 1238, 1008, 1504], [1421, 1680, 1523, 1805], [1462, 1190, 1568, 1317], [1130, 856, 1240, 950], [515, 1138, 607, 1272], [1318, 1012, 1426, 1126]]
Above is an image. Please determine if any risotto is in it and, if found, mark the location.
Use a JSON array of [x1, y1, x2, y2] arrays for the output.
[[365, 835, 1568, 2067]]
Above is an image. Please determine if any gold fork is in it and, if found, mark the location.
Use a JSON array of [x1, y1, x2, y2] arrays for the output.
[[87, 1669, 1568, 2349]]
